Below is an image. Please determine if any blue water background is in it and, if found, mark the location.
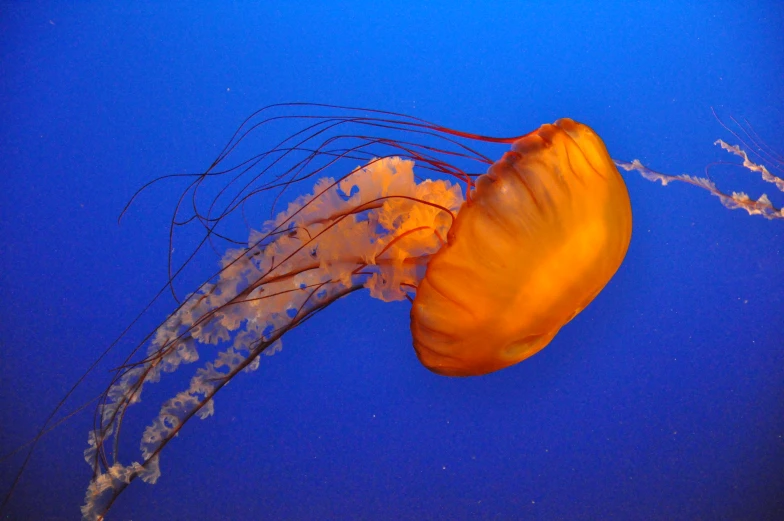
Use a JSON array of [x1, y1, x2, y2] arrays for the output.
[[1, 2, 782, 520]]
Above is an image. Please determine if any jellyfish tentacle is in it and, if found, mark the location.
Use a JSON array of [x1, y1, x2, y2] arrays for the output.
[[615, 152, 783, 220], [619, 112, 784, 219], [83, 156, 463, 520], [714, 139, 784, 193]]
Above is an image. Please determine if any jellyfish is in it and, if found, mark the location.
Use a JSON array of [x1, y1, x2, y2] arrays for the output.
[[72, 105, 783, 519], [71, 104, 636, 518], [4, 104, 776, 520]]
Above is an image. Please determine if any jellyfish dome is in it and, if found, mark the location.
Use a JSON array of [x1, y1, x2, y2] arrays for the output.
[[411, 119, 632, 376]]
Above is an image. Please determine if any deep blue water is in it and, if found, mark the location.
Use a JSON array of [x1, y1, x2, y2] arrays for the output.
[[1, 2, 782, 520]]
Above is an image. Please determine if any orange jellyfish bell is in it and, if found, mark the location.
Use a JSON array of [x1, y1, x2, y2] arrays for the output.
[[411, 118, 633, 376]]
